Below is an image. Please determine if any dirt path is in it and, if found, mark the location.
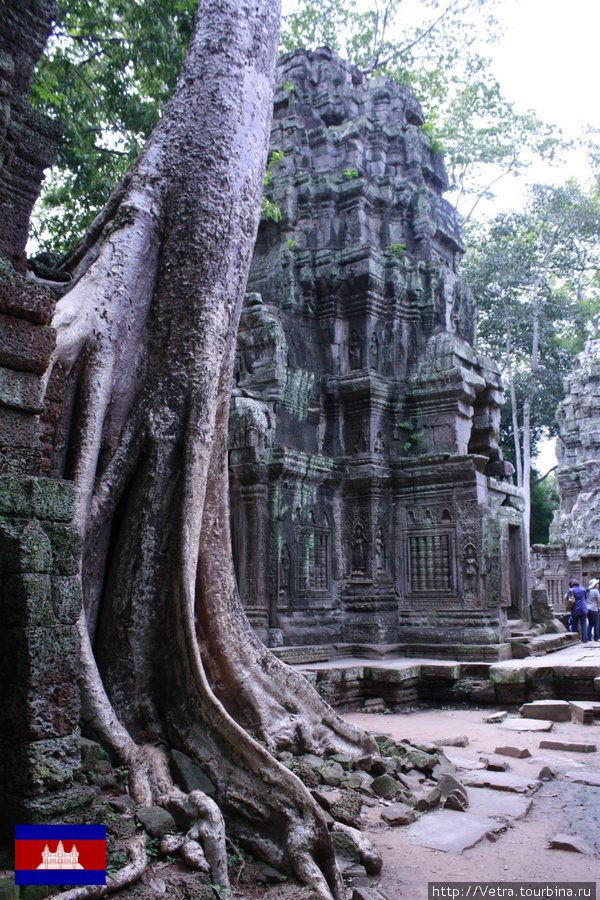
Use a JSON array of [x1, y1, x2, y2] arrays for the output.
[[342, 707, 600, 898]]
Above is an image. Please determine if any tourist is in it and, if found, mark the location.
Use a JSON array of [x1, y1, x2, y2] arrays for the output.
[[566, 578, 589, 643], [586, 579, 600, 641]]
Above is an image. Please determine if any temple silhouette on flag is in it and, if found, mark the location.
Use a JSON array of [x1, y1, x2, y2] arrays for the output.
[[37, 841, 84, 869]]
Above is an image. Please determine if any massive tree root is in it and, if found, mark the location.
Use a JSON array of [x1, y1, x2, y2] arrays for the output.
[[48, 2, 376, 898]]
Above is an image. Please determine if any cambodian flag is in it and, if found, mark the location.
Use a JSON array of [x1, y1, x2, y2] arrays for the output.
[[15, 825, 106, 885]]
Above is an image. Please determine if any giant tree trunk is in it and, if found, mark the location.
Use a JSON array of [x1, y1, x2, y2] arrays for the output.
[[49, 2, 375, 898]]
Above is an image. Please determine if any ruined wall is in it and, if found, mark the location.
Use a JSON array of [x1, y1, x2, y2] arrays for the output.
[[0, 0, 92, 833], [0, 0, 62, 272], [229, 48, 527, 658], [532, 339, 600, 607]]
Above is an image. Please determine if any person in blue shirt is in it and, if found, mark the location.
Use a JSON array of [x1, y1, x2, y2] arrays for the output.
[[566, 578, 589, 643]]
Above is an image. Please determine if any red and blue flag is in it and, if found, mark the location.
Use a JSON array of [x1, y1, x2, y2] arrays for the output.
[[15, 825, 106, 885]]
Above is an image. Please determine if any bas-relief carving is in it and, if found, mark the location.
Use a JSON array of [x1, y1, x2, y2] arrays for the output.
[[349, 330, 363, 370]]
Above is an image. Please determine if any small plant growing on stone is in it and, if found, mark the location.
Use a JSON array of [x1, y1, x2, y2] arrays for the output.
[[261, 150, 285, 222], [286, 238, 296, 250], [397, 420, 424, 452], [344, 168, 359, 181], [285, 81, 296, 93], [386, 243, 405, 258]]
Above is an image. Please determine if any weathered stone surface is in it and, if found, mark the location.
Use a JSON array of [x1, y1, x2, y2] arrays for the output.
[[483, 711, 507, 724], [466, 787, 532, 821], [380, 803, 416, 826], [330, 789, 363, 827], [549, 833, 594, 854], [80, 737, 101, 773], [568, 700, 600, 724], [481, 755, 509, 772], [229, 47, 526, 650], [519, 700, 571, 722], [539, 740, 597, 753], [564, 769, 600, 786], [408, 809, 503, 852], [0, 313, 56, 375], [136, 806, 176, 837], [415, 787, 441, 811], [109, 795, 135, 813], [500, 718, 553, 732], [437, 773, 468, 805], [462, 771, 541, 794], [169, 749, 216, 797], [494, 746, 531, 759], [370, 774, 400, 798], [436, 735, 469, 747]]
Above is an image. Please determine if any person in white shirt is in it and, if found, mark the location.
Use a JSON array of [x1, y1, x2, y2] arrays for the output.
[[586, 579, 600, 641]]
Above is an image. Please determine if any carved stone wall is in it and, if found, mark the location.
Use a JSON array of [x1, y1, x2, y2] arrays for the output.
[[0, 0, 61, 272], [532, 338, 600, 607], [229, 48, 527, 657]]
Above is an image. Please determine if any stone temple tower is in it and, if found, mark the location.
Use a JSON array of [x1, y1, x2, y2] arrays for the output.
[[228, 48, 527, 659]]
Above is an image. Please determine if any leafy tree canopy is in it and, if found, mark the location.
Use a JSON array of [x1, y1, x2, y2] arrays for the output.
[[30, 0, 563, 253]]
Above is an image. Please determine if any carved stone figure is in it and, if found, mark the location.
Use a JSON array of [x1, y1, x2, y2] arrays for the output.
[[375, 527, 386, 572], [369, 332, 379, 370], [349, 330, 363, 370], [352, 524, 368, 575]]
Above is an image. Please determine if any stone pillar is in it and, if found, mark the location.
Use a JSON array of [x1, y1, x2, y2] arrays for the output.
[[0, 477, 95, 835]]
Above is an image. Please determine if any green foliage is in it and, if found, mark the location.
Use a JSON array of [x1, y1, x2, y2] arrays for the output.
[[386, 243, 405, 258], [261, 150, 285, 222], [343, 167, 359, 180], [530, 472, 559, 545], [29, 0, 195, 253], [145, 836, 160, 863], [465, 180, 600, 463]]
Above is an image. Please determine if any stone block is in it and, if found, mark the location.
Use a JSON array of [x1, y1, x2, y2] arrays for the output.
[[415, 787, 441, 811], [169, 749, 216, 796], [549, 833, 594, 854], [370, 774, 399, 798], [0, 518, 52, 573], [0, 366, 45, 412], [0, 477, 76, 521], [462, 771, 541, 793], [41, 522, 83, 575], [0, 312, 55, 374], [0, 784, 97, 837], [0, 445, 43, 477], [380, 803, 416, 826], [407, 808, 503, 852], [136, 806, 176, 837], [0, 573, 52, 626], [568, 700, 600, 724], [539, 740, 597, 753], [500, 718, 553, 732], [51, 576, 82, 624], [494, 746, 531, 759], [519, 700, 571, 722], [80, 737, 102, 772], [0, 272, 55, 325], [330, 789, 363, 827], [483, 711, 507, 723], [436, 735, 469, 747], [6, 732, 81, 791]]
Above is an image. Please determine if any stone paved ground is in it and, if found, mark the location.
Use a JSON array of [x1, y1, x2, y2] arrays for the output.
[[342, 706, 600, 899]]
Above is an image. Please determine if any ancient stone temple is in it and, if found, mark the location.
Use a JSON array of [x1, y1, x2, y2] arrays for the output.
[[228, 47, 527, 659], [532, 338, 600, 611]]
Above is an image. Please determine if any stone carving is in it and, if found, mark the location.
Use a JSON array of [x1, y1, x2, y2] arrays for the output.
[[351, 523, 368, 575], [228, 47, 527, 652], [349, 330, 363, 370]]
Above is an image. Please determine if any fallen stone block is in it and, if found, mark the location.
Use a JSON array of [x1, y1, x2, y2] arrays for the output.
[[539, 740, 597, 753], [364, 698, 386, 713], [519, 700, 571, 721], [109, 795, 135, 813], [483, 711, 507, 724], [549, 833, 594, 854], [330, 789, 363, 827], [568, 700, 600, 724], [462, 770, 541, 794], [500, 718, 553, 732], [538, 766, 555, 781], [435, 735, 469, 747], [466, 787, 532, 821], [437, 773, 468, 805], [380, 803, 416, 826], [136, 806, 176, 837], [495, 746, 531, 759], [480, 755, 509, 772], [370, 774, 400, 798], [80, 737, 102, 773], [169, 749, 216, 796], [331, 822, 382, 875], [407, 808, 503, 852], [415, 787, 441, 811], [564, 769, 600, 786]]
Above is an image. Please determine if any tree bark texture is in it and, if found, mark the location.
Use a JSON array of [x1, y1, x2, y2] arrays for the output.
[[49, 2, 374, 898]]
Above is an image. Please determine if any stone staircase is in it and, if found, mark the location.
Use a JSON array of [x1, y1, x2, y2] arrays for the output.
[[508, 619, 580, 657]]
